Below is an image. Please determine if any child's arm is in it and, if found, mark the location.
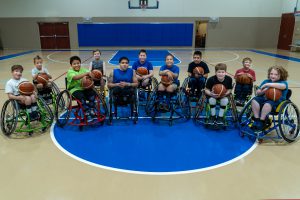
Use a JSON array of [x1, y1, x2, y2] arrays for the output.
[[205, 88, 219, 98], [45, 68, 52, 79], [261, 82, 287, 90], [7, 93, 25, 102], [225, 89, 232, 96], [72, 72, 90, 80], [107, 71, 119, 89], [103, 62, 106, 77]]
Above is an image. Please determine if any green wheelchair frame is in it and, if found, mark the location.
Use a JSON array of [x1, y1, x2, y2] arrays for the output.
[[1, 98, 54, 136], [194, 91, 239, 129]]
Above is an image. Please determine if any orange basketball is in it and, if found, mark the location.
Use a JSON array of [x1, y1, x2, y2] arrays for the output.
[[212, 84, 227, 98], [136, 67, 148, 76], [161, 75, 173, 86], [36, 73, 49, 85], [18, 81, 35, 96], [193, 67, 204, 75], [91, 69, 102, 80], [236, 74, 252, 84], [81, 76, 94, 90], [265, 87, 282, 101]]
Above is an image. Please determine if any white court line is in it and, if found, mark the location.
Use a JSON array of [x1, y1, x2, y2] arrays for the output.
[[46, 51, 90, 66], [50, 122, 257, 176], [167, 50, 182, 67], [205, 51, 240, 65]]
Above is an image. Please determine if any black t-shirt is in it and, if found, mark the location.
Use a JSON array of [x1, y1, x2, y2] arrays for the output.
[[205, 75, 233, 90], [187, 61, 210, 77]]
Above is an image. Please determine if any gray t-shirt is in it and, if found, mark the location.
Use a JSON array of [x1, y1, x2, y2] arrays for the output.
[[31, 67, 49, 76], [5, 78, 28, 95]]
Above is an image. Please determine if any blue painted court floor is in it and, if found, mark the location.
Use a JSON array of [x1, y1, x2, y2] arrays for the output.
[[52, 117, 255, 174], [108, 50, 181, 66]]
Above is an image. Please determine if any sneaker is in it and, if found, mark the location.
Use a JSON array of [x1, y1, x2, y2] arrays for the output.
[[216, 117, 224, 125], [251, 120, 263, 132]]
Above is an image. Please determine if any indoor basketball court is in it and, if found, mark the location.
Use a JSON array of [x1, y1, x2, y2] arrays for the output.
[[1, 0, 300, 200]]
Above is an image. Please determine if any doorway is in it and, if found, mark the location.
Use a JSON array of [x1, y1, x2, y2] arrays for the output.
[[195, 21, 207, 48], [277, 13, 295, 50], [38, 22, 70, 49]]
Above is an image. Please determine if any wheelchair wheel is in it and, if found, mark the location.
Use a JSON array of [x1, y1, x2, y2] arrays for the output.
[[181, 77, 190, 90], [238, 98, 253, 126], [55, 90, 72, 127], [178, 90, 191, 119], [194, 92, 206, 120], [51, 82, 60, 97], [1, 100, 18, 136], [145, 90, 157, 116], [37, 97, 54, 127], [278, 101, 300, 143], [228, 94, 239, 123], [95, 90, 108, 116]]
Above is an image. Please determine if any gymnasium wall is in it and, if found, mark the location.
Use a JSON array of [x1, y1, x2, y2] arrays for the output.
[[0, 0, 283, 18], [0, 17, 281, 49]]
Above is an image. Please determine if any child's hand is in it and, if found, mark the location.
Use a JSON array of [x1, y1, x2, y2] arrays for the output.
[[236, 72, 244, 76], [260, 83, 270, 90], [210, 92, 219, 98], [136, 74, 143, 80], [119, 82, 127, 88], [246, 73, 253, 79], [18, 96, 26, 104]]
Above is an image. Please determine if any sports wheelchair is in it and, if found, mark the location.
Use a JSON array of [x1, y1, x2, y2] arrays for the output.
[[55, 78, 107, 129], [1, 98, 53, 136], [194, 91, 239, 129], [108, 87, 139, 125], [36, 81, 60, 110], [145, 81, 190, 126], [239, 89, 300, 143], [137, 77, 159, 105]]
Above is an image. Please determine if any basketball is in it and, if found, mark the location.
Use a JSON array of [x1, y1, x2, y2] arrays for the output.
[[18, 81, 35, 96], [136, 67, 148, 76], [265, 87, 282, 101], [81, 76, 94, 89], [91, 69, 102, 80], [193, 66, 204, 75], [36, 73, 49, 85], [236, 73, 252, 84], [161, 75, 173, 86], [212, 84, 227, 98]]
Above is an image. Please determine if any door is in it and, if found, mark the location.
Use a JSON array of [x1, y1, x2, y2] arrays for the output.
[[195, 21, 207, 48], [38, 22, 70, 49], [277, 13, 295, 50]]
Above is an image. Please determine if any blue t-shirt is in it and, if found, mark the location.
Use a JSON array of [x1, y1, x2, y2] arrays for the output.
[[159, 65, 180, 84], [132, 60, 153, 71], [259, 79, 288, 101], [113, 68, 133, 83]]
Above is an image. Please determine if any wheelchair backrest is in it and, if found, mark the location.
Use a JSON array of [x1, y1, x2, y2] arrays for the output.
[[286, 89, 292, 100]]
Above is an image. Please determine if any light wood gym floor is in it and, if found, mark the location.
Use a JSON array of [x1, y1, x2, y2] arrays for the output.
[[0, 48, 299, 200]]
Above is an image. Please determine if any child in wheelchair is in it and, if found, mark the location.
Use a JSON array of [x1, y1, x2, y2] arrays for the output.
[[89, 49, 106, 94], [132, 49, 154, 89], [204, 63, 233, 126], [234, 57, 256, 106], [187, 51, 209, 97], [250, 66, 289, 131], [5, 65, 39, 121], [67, 56, 98, 121], [32, 55, 53, 104], [107, 56, 138, 105], [157, 54, 180, 111]]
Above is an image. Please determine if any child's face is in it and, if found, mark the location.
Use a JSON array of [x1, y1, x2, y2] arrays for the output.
[[165, 56, 174, 67], [216, 69, 226, 80], [119, 59, 129, 71], [193, 55, 201, 64], [35, 59, 43, 70], [12, 69, 22, 80], [269, 69, 280, 82], [71, 60, 81, 71], [139, 53, 147, 62], [93, 51, 101, 60], [243, 60, 251, 69]]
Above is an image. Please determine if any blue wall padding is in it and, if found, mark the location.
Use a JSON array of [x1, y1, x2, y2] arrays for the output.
[[77, 23, 193, 47]]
